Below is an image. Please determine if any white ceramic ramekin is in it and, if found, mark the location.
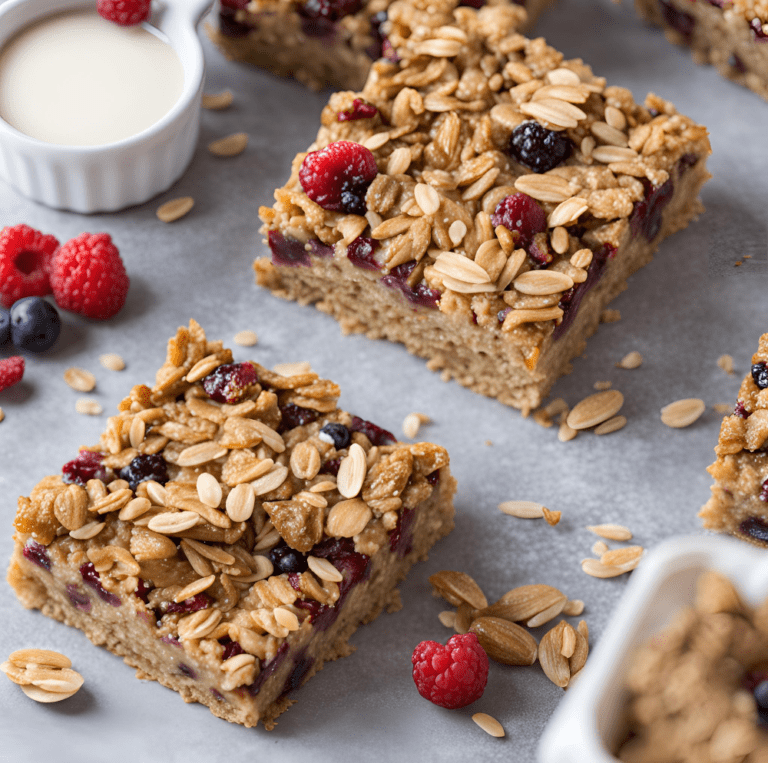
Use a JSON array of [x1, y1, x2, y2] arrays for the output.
[[0, 0, 211, 212], [538, 534, 768, 763]]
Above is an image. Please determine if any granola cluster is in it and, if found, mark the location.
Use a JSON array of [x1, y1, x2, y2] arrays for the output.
[[259, 0, 710, 352], [617, 571, 768, 762], [712, 0, 768, 27], [11, 320, 449, 691]]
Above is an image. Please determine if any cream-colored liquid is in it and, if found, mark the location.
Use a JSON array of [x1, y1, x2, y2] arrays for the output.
[[0, 10, 184, 146]]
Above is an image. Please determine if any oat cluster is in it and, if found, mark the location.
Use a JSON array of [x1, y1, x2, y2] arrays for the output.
[[260, 0, 709, 353], [617, 570, 768, 762], [11, 320, 448, 691]]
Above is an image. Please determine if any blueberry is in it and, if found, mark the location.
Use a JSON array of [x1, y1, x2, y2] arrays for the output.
[[0, 307, 10, 345], [9, 297, 61, 352], [755, 680, 768, 710], [319, 422, 351, 450], [508, 122, 572, 174], [752, 362, 768, 390], [119, 454, 169, 491], [269, 541, 308, 574]]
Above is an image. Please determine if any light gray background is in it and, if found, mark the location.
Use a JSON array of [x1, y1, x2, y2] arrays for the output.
[[1, 1, 767, 761]]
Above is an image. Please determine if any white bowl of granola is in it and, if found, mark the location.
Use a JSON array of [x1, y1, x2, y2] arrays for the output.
[[538, 534, 768, 763], [0, 0, 211, 212]]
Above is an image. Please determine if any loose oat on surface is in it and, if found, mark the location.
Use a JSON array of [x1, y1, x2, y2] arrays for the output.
[[208, 132, 249, 157], [99, 353, 126, 371], [156, 197, 194, 223], [64, 367, 96, 393], [202, 90, 234, 110]]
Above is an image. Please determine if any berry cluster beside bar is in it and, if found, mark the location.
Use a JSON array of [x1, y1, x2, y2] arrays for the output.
[[7, 320, 455, 728], [634, 0, 768, 101], [256, 0, 711, 414], [701, 333, 768, 545], [207, 0, 549, 91]]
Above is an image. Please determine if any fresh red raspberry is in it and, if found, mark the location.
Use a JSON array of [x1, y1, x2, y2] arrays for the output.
[[0, 224, 59, 309], [299, 141, 378, 216], [50, 233, 130, 321], [0, 356, 24, 392], [97, 0, 151, 25], [491, 193, 547, 246], [411, 632, 489, 709]]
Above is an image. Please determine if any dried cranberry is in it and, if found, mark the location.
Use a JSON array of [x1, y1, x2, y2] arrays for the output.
[[740, 517, 768, 544], [319, 422, 351, 449], [729, 54, 747, 73], [119, 453, 169, 491], [389, 507, 416, 556], [279, 403, 319, 431], [178, 663, 197, 679], [299, 141, 378, 215], [734, 401, 750, 419], [80, 562, 121, 606], [135, 578, 153, 603], [267, 231, 311, 268], [211, 688, 226, 701], [299, 0, 361, 23], [62, 449, 110, 486], [350, 415, 396, 446], [426, 470, 440, 486], [320, 456, 342, 475], [380, 260, 442, 309], [269, 541, 308, 574], [218, 1, 251, 37], [508, 122, 572, 174], [283, 651, 315, 693], [497, 307, 512, 324], [630, 177, 674, 241], [202, 362, 258, 404], [659, 0, 695, 39], [491, 193, 547, 247], [66, 584, 91, 612], [752, 362, 768, 390], [249, 643, 289, 695], [162, 593, 211, 615], [527, 233, 553, 267], [347, 237, 380, 271], [23, 541, 51, 572], [338, 98, 378, 122], [760, 479, 768, 503], [308, 239, 334, 258], [311, 537, 370, 596], [367, 10, 388, 59], [220, 638, 245, 661], [751, 18, 768, 41]]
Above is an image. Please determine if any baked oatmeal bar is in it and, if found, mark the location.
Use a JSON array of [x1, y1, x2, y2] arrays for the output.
[[634, 0, 768, 102], [208, 0, 549, 91], [7, 320, 456, 728], [255, 0, 711, 414], [701, 334, 768, 546]]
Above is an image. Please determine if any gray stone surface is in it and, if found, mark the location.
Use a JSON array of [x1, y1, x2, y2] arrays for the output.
[[0, 1, 766, 761]]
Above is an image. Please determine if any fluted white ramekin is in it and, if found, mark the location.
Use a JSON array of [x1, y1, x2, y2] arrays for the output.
[[0, 0, 212, 212], [538, 534, 768, 763]]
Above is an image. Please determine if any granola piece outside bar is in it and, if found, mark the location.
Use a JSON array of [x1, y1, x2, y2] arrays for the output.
[[207, 0, 548, 92], [701, 333, 768, 546], [256, 0, 711, 414], [634, 0, 768, 102], [7, 320, 456, 728]]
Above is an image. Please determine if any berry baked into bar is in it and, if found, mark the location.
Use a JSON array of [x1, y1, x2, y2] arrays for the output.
[[7, 320, 456, 728], [634, 0, 768, 102], [255, 0, 711, 414], [208, 0, 550, 91], [701, 334, 768, 546]]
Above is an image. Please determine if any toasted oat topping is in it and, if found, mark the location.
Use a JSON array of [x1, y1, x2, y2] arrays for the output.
[[258, 0, 709, 357], [12, 320, 449, 692]]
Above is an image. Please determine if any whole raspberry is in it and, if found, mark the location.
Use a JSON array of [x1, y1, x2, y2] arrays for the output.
[[299, 141, 378, 215], [0, 356, 24, 392], [50, 233, 130, 320], [0, 224, 59, 309], [491, 193, 547, 247], [97, 0, 151, 25], [411, 632, 489, 709]]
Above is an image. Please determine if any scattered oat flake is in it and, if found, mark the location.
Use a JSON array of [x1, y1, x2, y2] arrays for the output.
[[713, 403, 733, 414], [499, 500, 545, 519], [600, 309, 621, 323], [601, 546, 644, 566], [532, 408, 553, 428], [202, 89, 233, 110], [593, 380, 612, 391], [234, 330, 258, 347], [563, 599, 585, 617], [587, 523, 632, 541], [592, 540, 609, 556], [542, 507, 561, 526], [438, 611, 456, 629], [616, 351, 643, 369], [64, 367, 96, 392], [472, 713, 505, 738], [558, 422, 577, 442], [157, 196, 194, 223], [75, 399, 102, 416], [581, 558, 637, 578], [660, 398, 706, 429], [402, 412, 430, 439], [566, 390, 624, 431], [594, 415, 627, 436], [208, 132, 248, 157], [485, 440, 493, 447], [99, 353, 125, 371], [717, 355, 735, 375]]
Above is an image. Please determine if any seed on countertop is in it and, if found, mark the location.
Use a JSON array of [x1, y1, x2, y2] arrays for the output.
[[660, 398, 706, 428], [616, 351, 643, 369], [498, 500, 545, 519], [472, 713, 505, 738], [586, 523, 633, 541], [64, 367, 96, 392], [208, 132, 248, 157], [202, 89, 233, 110], [234, 330, 258, 347], [567, 390, 624, 430], [542, 507, 561, 526], [99, 353, 125, 371], [157, 197, 194, 223], [75, 399, 102, 416]]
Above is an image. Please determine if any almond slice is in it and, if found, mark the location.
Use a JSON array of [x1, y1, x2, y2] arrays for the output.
[[498, 500, 545, 519]]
